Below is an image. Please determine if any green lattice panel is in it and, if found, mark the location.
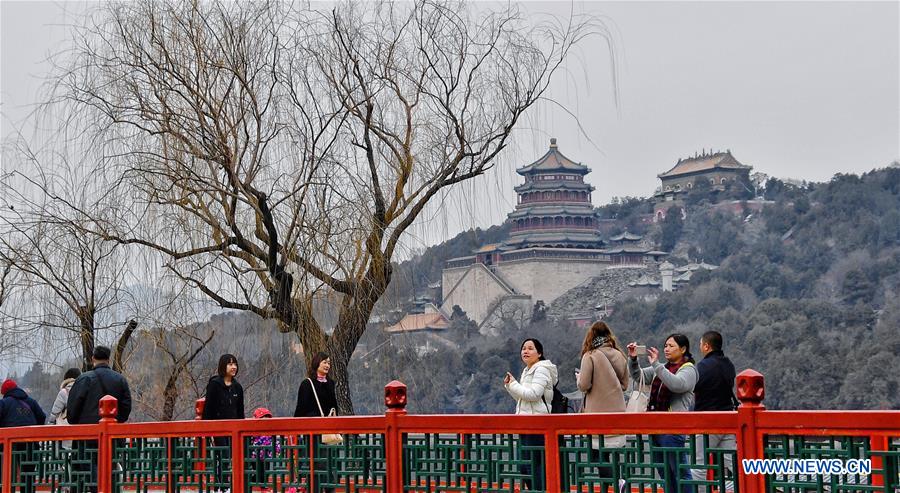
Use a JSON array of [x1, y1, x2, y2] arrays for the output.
[[558, 434, 737, 493], [243, 434, 306, 491], [7, 440, 97, 493], [763, 435, 895, 492], [241, 433, 385, 492], [688, 434, 739, 493], [112, 437, 168, 492], [402, 433, 543, 492]]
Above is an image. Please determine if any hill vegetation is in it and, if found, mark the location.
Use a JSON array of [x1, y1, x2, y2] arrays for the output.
[[352, 165, 900, 412]]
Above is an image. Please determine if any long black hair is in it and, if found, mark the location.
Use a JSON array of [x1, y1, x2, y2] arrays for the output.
[[217, 354, 239, 378], [665, 333, 695, 364]]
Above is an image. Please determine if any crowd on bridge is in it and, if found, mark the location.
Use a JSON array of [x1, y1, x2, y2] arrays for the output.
[[0, 321, 738, 493], [502, 322, 738, 493]]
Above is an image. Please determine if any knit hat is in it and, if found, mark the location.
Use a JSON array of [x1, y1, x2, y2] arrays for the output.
[[253, 407, 273, 419], [1, 379, 17, 395]]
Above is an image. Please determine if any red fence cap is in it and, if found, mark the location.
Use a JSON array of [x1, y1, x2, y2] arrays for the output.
[[736, 369, 765, 406], [385, 380, 407, 411], [99, 395, 118, 423]]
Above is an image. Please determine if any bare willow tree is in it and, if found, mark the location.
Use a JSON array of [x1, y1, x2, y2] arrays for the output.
[[50, 0, 599, 412], [0, 176, 134, 371]]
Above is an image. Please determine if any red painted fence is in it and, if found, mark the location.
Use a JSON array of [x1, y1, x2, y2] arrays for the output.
[[0, 370, 898, 493]]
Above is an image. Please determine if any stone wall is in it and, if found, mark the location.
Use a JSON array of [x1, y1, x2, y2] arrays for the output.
[[495, 258, 615, 305], [441, 263, 514, 324]]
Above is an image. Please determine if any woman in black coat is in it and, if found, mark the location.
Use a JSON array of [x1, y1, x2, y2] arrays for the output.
[[295, 352, 338, 492], [202, 354, 244, 491], [294, 352, 337, 417]]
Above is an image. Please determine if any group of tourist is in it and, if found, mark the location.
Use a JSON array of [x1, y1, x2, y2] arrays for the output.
[[0, 323, 737, 493], [504, 321, 738, 493], [0, 346, 338, 493]]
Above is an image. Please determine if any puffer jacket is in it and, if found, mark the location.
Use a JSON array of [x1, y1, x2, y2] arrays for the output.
[[0, 388, 46, 427], [505, 360, 558, 415], [50, 378, 76, 424]]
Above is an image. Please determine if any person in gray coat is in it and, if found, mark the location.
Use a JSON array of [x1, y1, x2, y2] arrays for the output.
[[628, 334, 698, 493]]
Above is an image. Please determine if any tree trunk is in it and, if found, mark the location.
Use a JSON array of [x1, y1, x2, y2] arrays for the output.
[[78, 311, 96, 372], [328, 274, 389, 415], [162, 373, 180, 421], [113, 319, 137, 373]]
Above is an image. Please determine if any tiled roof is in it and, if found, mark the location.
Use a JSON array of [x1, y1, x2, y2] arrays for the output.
[[517, 138, 589, 175], [473, 243, 503, 253], [675, 262, 719, 273], [609, 231, 643, 242], [507, 205, 596, 218], [503, 232, 604, 245], [384, 313, 450, 333], [514, 181, 594, 192], [658, 151, 751, 179]]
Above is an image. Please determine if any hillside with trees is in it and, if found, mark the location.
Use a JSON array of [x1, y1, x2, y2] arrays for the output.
[[353, 165, 900, 412]]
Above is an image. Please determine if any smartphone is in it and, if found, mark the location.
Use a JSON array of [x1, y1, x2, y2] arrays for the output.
[[634, 345, 647, 356]]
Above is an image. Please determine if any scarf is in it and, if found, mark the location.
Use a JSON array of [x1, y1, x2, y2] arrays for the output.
[[316, 375, 328, 383], [648, 360, 687, 412], [590, 336, 609, 350]]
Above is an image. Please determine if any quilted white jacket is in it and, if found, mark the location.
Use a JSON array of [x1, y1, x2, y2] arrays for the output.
[[505, 360, 559, 415]]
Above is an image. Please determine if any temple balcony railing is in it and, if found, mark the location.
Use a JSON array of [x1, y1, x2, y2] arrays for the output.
[[1, 372, 899, 493]]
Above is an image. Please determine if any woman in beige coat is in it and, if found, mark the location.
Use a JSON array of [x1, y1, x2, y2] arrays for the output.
[[577, 321, 629, 492]]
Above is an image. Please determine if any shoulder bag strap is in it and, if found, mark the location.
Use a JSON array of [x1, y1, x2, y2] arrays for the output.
[[307, 378, 325, 417]]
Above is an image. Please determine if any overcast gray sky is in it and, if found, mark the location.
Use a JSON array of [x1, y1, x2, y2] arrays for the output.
[[2, 1, 899, 249]]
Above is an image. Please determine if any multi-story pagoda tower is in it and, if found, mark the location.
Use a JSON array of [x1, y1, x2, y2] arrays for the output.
[[504, 138, 604, 249]]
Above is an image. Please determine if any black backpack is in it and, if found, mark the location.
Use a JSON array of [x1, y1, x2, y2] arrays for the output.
[[542, 382, 569, 414]]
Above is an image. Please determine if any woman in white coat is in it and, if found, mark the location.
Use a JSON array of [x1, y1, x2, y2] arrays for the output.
[[504, 338, 558, 491]]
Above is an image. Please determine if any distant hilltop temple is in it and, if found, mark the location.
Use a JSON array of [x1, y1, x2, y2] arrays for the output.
[[439, 139, 665, 333], [653, 149, 753, 220]]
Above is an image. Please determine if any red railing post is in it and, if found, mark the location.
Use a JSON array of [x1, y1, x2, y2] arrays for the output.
[[870, 434, 888, 487], [232, 429, 245, 493], [735, 369, 766, 493], [384, 380, 408, 493], [194, 398, 206, 488], [98, 395, 118, 493], [195, 398, 205, 420], [2, 436, 11, 493], [544, 427, 562, 493]]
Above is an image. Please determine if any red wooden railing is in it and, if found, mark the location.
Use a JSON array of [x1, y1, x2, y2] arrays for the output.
[[1, 371, 898, 493]]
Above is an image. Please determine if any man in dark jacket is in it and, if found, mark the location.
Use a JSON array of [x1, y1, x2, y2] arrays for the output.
[[66, 346, 132, 493], [691, 331, 737, 491], [0, 379, 46, 493], [66, 345, 132, 424]]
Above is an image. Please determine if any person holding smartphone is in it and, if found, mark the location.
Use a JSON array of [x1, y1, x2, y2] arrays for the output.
[[627, 335, 698, 493], [504, 338, 558, 491]]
